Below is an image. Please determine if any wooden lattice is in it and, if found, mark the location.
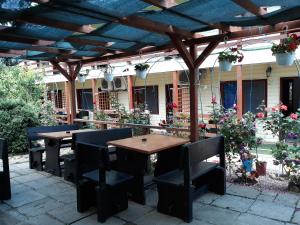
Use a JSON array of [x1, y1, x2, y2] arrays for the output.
[[98, 92, 119, 110], [47, 90, 63, 109], [178, 86, 190, 113]]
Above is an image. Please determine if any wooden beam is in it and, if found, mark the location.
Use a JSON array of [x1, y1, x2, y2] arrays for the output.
[[91, 79, 99, 111], [194, 40, 220, 68], [143, 0, 177, 9], [127, 76, 134, 110], [0, 34, 54, 46], [169, 34, 194, 70], [231, 0, 267, 17], [50, 61, 70, 80], [189, 43, 199, 142], [236, 65, 243, 119], [64, 81, 71, 124]]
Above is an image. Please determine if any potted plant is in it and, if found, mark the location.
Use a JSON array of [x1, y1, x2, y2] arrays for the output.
[[78, 73, 87, 83], [218, 47, 244, 72], [271, 34, 299, 66], [253, 137, 267, 176], [135, 63, 149, 79]]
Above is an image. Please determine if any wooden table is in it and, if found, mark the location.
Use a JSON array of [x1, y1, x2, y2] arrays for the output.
[[38, 129, 97, 176], [108, 134, 189, 204]]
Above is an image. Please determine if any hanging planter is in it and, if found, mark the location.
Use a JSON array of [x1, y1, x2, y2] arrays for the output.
[[135, 63, 149, 79], [78, 74, 87, 83], [218, 48, 244, 72], [271, 34, 299, 66], [104, 70, 114, 82]]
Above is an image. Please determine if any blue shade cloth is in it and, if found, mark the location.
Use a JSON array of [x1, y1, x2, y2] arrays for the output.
[[0, 41, 30, 50], [72, 50, 101, 57]]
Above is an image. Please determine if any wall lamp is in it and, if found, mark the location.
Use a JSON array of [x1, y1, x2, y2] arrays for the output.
[[266, 66, 272, 78]]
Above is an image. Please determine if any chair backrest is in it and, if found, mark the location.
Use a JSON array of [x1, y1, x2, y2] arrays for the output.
[[26, 124, 79, 147], [73, 128, 132, 147], [75, 141, 109, 184], [182, 136, 224, 182], [0, 138, 9, 172]]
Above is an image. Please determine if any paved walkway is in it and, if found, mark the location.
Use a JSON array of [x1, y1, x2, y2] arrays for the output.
[[1, 157, 300, 225]]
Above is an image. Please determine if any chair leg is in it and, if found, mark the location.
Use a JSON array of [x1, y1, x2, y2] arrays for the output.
[[96, 186, 109, 223], [209, 167, 226, 195], [31, 151, 43, 171], [0, 173, 11, 200], [77, 180, 96, 212], [64, 159, 76, 183]]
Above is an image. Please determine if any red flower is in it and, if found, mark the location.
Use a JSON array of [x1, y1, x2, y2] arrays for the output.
[[172, 102, 177, 108], [93, 100, 96, 105], [211, 96, 217, 104], [272, 107, 277, 112], [280, 104, 288, 111], [233, 104, 238, 110], [288, 42, 297, 51], [231, 47, 238, 52], [290, 113, 298, 120], [291, 34, 298, 40], [256, 112, 265, 119], [162, 120, 166, 124], [198, 122, 206, 129]]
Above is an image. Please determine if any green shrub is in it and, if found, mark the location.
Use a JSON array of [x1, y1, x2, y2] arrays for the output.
[[0, 99, 39, 154]]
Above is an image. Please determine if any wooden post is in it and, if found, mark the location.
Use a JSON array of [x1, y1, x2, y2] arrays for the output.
[[236, 65, 243, 119], [92, 79, 99, 111], [189, 44, 199, 142], [69, 79, 77, 123], [172, 71, 179, 112], [64, 81, 71, 124], [128, 75, 134, 110]]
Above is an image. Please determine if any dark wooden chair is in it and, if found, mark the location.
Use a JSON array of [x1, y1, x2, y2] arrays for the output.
[[75, 141, 133, 223], [26, 124, 78, 171], [0, 138, 11, 200], [153, 136, 226, 223], [65, 128, 132, 183]]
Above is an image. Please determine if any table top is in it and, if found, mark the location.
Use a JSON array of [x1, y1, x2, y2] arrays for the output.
[[107, 134, 189, 154], [38, 129, 97, 140]]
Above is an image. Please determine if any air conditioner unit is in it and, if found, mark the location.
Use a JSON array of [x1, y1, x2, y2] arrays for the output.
[[100, 78, 113, 91], [113, 77, 127, 91]]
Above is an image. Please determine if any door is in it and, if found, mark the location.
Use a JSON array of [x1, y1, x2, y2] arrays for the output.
[[221, 81, 237, 109], [165, 84, 173, 123], [281, 77, 300, 116]]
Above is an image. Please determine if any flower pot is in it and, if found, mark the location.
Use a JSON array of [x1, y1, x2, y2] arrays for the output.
[[78, 75, 86, 83], [104, 71, 113, 82], [136, 69, 148, 79], [256, 161, 267, 176], [219, 60, 233, 72], [275, 52, 295, 66]]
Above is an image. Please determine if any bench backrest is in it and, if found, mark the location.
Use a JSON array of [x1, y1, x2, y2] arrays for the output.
[[73, 128, 132, 147], [182, 136, 224, 183], [26, 125, 79, 147], [75, 141, 109, 185]]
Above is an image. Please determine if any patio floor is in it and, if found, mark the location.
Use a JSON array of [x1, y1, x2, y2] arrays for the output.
[[1, 156, 300, 225]]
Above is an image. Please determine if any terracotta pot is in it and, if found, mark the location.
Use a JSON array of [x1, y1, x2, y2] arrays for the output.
[[256, 161, 267, 176]]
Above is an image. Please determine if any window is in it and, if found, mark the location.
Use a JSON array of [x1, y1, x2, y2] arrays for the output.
[[178, 86, 190, 113], [47, 90, 63, 108], [133, 86, 159, 114], [220, 80, 267, 113], [97, 91, 119, 110], [77, 89, 93, 110]]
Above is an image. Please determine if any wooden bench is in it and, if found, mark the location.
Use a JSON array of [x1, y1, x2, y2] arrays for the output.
[[26, 124, 78, 171], [75, 141, 133, 223], [153, 136, 226, 223], [0, 138, 11, 200]]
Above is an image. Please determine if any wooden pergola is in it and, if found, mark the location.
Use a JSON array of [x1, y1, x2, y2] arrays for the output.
[[1, 0, 300, 141]]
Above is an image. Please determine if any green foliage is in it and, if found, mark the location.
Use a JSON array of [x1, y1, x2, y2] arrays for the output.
[[39, 91, 57, 126], [0, 99, 39, 154], [134, 63, 150, 71], [218, 48, 244, 63]]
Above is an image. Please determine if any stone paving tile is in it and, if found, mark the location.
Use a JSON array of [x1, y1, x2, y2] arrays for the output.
[[37, 182, 74, 197], [249, 200, 295, 222], [11, 183, 31, 195], [17, 197, 64, 217], [0, 210, 22, 225], [25, 176, 59, 189], [145, 188, 158, 208], [292, 210, 300, 224], [212, 195, 255, 212], [257, 193, 276, 202], [49, 189, 77, 204], [116, 201, 154, 222], [13, 173, 46, 183], [297, 201, 300, 208], [274, 193, 300, 207], [134, 211, 182, 225], [235, 213, 285, 225], [227, 184, 260, 199], [47, 203, 95, 224], [178, 219, 214, 225], [193, 203, 240, 225], [195, 192, 221, 204], [5, 190, 46, 208], [73, 214, 125, 225], [21, 214, 64, 225], [0, 202, 12, 212]]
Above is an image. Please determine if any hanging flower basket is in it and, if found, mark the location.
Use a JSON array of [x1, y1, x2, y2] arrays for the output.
[[275, 52, 295, 66], [219, 60, 233, 72], [135, 63, 149, 79], [78, 74, 87, 83], [104, 70, 113, 82], [271, 34, 299, 66], [218, 47, 244, 72]]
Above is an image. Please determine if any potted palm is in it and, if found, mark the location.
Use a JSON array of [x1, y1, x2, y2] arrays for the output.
[[271, 34, 299, 66], [135, 63, 149, 79], [218, 48, 244, 72]]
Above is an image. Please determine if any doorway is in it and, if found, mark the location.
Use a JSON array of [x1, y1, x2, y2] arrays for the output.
[[281, 77, 300, 115]]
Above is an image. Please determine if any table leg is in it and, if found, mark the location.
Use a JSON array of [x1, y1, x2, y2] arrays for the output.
[[45, 138, 62, 176]]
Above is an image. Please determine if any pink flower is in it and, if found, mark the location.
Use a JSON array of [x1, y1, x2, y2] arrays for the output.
[[198, 123, 206, 129], [256, 112, 265, 119], [272, 107, 277, 112], [280, 104, 288, 111], [290, 113, 298, 120], [172, 102, 177, 108], [211, 96, 217, 104], [233, 104, 238, 110]]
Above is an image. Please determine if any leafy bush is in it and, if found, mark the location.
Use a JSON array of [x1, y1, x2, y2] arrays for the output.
[[0, 99, 39, 154]]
